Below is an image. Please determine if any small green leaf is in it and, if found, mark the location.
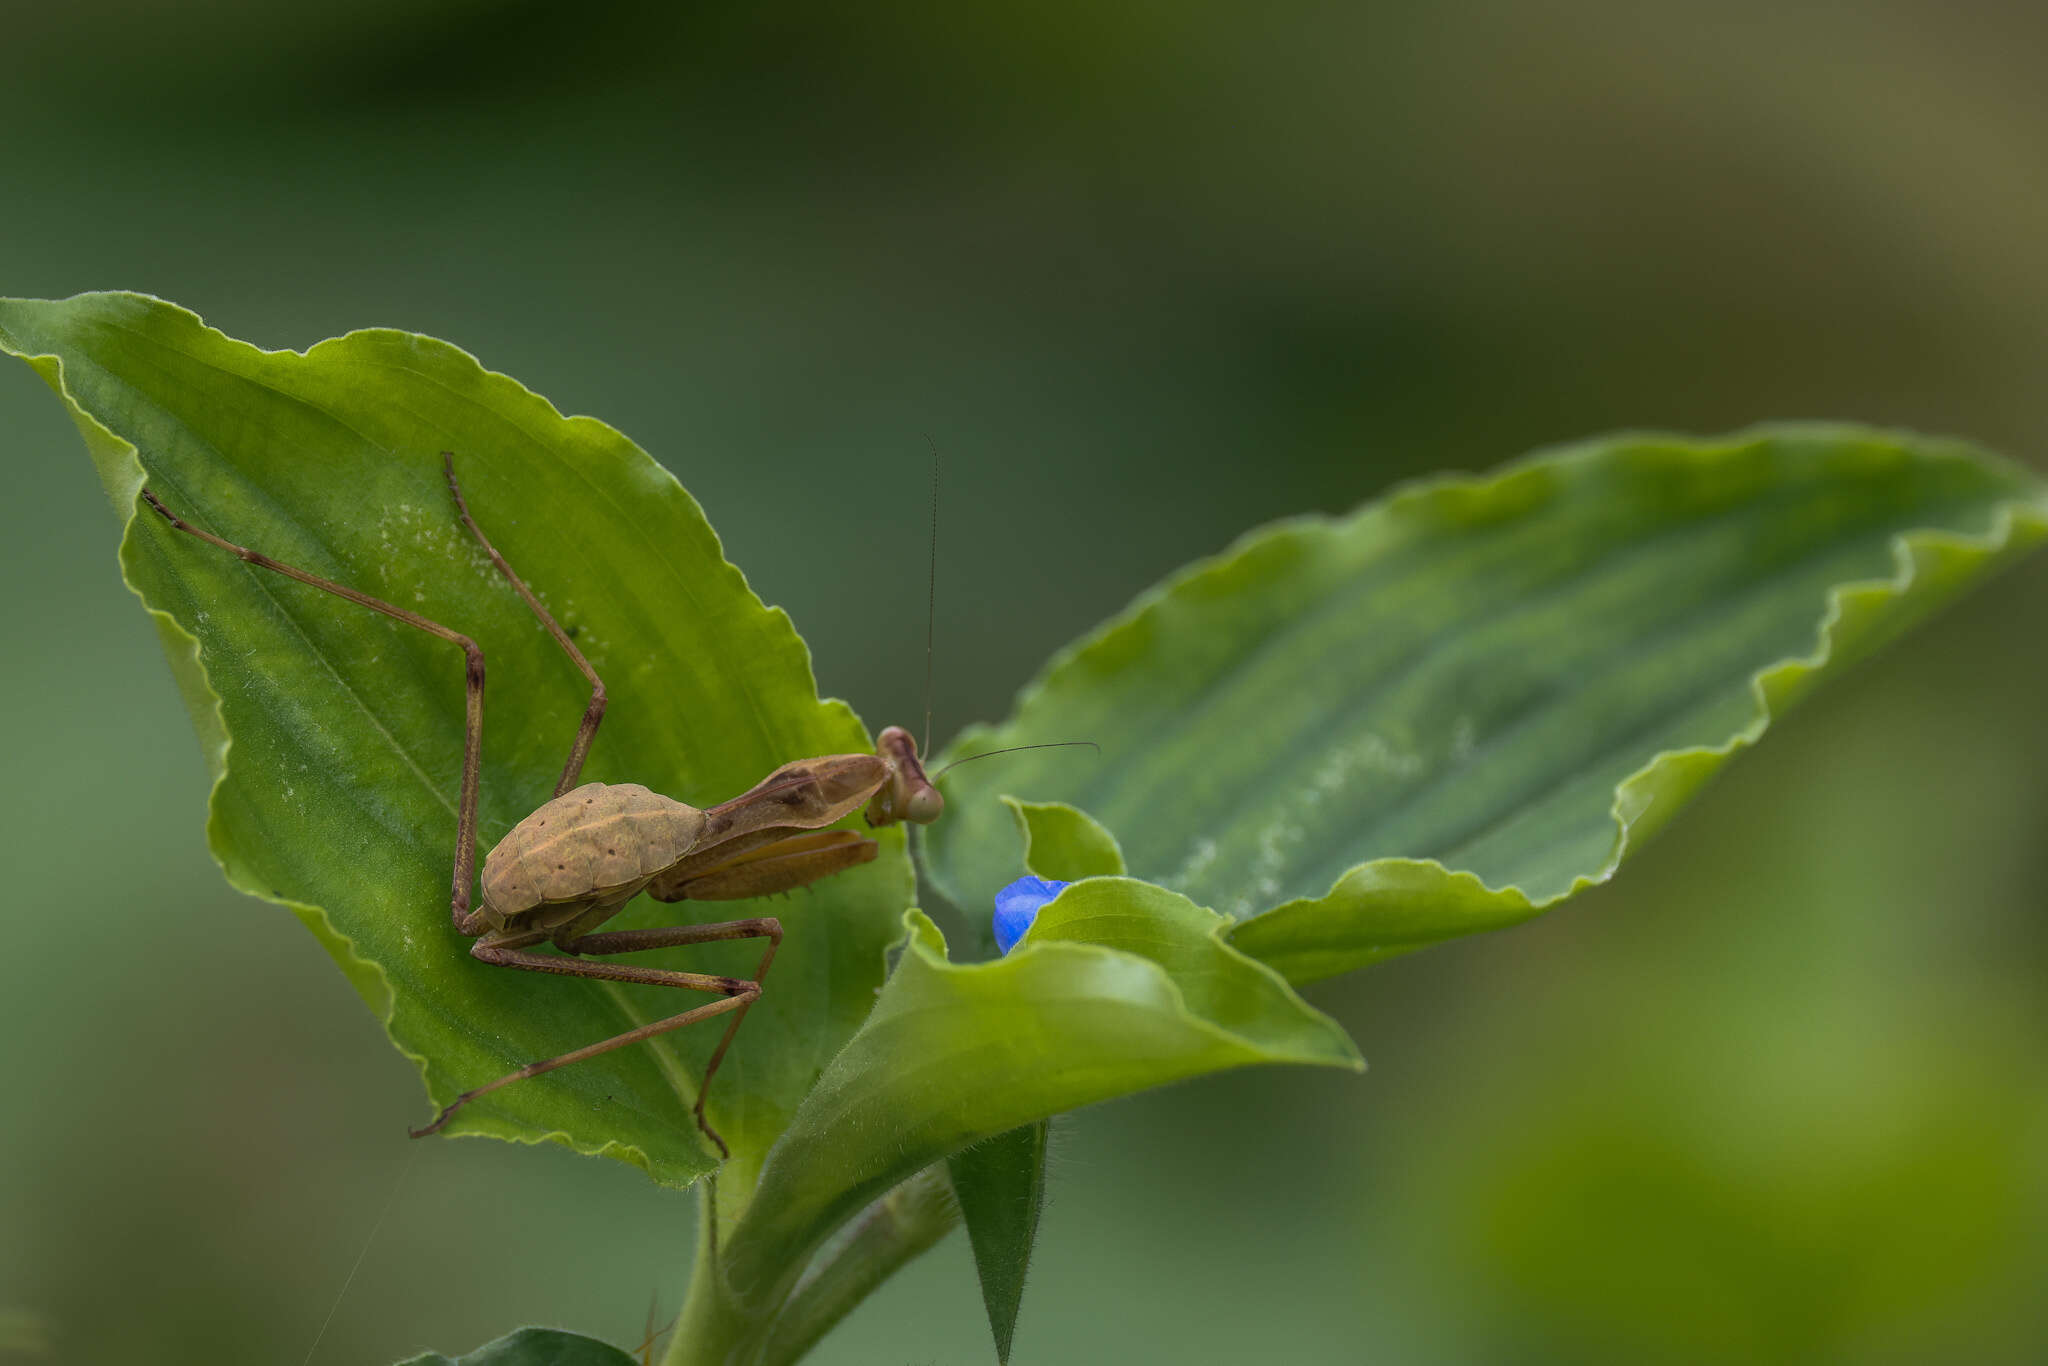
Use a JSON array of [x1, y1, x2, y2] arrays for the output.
[[720, 881, 1361, 1311], [925, 427, 2048, 982], [1005, 797, 1126, 880], [396, 1326, 639, 1366], [949, 1121, 1050, 1364], [0, 293, 915, 1197]]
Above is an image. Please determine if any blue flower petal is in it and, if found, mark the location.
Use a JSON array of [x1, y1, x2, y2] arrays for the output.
[[993, 876, 1073, 955]]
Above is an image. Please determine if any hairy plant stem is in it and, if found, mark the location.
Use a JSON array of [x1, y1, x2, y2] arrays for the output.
[[663, 1177, 775, 1366], [661, 1168, 960, 1366]]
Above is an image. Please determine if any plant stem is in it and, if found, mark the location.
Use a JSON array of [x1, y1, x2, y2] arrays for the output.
[[756, 1169, 960, 1366], [663, 1177, 777, 1366], [661, 1166, 961, 1366]]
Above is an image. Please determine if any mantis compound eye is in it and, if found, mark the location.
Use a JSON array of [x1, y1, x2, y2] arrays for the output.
[[902, 783, 944, 825], [993, 876, 1071, 955]]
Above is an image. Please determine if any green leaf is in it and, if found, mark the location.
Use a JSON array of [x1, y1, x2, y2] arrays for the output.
[[719, 881, 1361, 1313], [1006, 797, 1126, 880], [397, 1327, 639, 1366], [924, 427, 2048, 982], [948, 1121, 1050, 1363], [0, 293, 915, 1196]]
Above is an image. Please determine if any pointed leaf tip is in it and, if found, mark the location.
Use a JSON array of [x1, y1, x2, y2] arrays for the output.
[[950, 1121, 1050, 1362]]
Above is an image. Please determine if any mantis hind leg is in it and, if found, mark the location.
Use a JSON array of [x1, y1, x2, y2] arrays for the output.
[[411, 916, 784, 1157], [571, 917, 784, 1155]]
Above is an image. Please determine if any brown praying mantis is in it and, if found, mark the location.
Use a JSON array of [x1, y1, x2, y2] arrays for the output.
[[141, 452, 949, 1157]]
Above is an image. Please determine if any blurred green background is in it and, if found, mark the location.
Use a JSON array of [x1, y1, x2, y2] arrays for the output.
[[6, 3, 2048, 1362]]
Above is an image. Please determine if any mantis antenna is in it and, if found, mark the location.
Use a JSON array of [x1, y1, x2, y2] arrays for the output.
[[931, 741, 1102, 781], [904, 442, 1100, 796]]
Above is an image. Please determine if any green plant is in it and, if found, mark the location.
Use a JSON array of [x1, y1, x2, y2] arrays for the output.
[[6, 291, 2041, 1365]]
